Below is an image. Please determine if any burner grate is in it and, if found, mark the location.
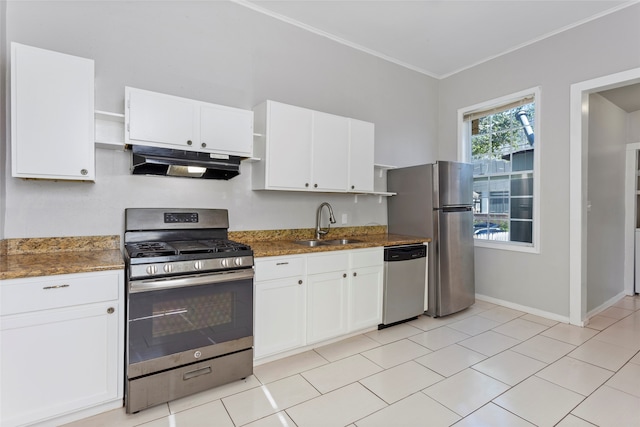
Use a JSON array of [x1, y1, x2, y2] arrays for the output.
[[127, 242, 177, 258], [202, 239, 251, 253]]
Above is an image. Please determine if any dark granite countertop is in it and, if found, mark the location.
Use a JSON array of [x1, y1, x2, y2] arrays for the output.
[[0, 236, 124, 280]]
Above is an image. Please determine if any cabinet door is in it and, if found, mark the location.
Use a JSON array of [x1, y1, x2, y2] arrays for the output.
[[254, 277, 306, 359], [307, 271, 348, 344], [1, 302, 120, 427], [127, 87, 196, 149], [11, 43, 95, 180], [349, 265, 383, 331], [312, 111, 349, 191], [348, 119, 375, 192], [199, 104, 253, 157], [265, 102, 313, 190]]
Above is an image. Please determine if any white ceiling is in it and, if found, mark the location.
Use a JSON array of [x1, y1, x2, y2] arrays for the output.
[[236, 0, 635, 79]]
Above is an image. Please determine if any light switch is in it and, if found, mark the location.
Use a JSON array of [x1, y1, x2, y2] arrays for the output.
[[342, 213, 348, 224]]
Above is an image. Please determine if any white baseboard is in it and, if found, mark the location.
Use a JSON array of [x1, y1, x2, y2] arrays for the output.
[[585, 292, 627, 320], [475, 293, 571, 324]]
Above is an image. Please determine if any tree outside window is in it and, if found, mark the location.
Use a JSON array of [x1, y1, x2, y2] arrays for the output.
[[470, 101, 535, 244]]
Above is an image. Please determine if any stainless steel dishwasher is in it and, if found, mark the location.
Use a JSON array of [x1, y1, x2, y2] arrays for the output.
[[380, 244, 427, 328]]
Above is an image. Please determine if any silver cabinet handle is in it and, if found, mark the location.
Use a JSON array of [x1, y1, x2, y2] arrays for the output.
[[43, 284, 70, 290], [276, 262, 289, 266], [107, 307, 115, 314], [298, 280, 303, 285]]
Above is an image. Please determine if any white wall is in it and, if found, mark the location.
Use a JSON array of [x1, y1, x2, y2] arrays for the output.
[[586, 94, 627, 311], [629, 110, 640, 142], [2, 1, 438, 238], [0, 1, 6, 240], [438, 4, 640, 316]]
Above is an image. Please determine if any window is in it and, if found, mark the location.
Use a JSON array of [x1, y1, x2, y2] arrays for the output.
[[459, 88, 540, 252]]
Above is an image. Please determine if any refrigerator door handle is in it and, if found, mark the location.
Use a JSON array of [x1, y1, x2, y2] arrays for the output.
[[441, 206, 472, 213]]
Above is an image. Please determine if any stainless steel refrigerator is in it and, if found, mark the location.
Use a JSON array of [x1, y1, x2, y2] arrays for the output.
[[387, 161, 475, 317]]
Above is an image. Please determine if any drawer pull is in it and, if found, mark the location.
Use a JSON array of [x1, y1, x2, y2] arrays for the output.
[[276, 262, 289, 266], [298, 280, 303, 285], [43, 284, 70, 290], [183, 366, 212, 380], [107, 307, 115, 314]]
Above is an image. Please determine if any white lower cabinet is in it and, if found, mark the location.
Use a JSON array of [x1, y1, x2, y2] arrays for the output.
[[0, 270, 124, 427], [348, 248, 384, 331], [306, 252, 350, 344], [254, 248, 383, 360], [254, 256, 306, 359]]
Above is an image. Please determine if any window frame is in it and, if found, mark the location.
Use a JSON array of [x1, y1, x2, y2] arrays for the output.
[[457, 87, 541, 254]]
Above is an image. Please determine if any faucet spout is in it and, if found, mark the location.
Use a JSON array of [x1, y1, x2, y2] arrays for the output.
[[316, 202, 336, 240]]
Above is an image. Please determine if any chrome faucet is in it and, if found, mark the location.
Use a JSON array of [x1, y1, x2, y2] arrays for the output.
[[316, 202, 336, 240]]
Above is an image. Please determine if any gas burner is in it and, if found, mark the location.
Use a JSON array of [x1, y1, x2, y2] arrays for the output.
[[202, 239, 251, 253], [126, 242, 177, 258]]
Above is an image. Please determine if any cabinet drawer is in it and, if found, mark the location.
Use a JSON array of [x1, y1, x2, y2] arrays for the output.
[[307, 252, 349, 275], [350, 247, 384, 269], [255, 256, 305, 282], [1, 271, 120, 316]]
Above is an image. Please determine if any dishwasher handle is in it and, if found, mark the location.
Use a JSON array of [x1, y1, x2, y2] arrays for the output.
[[384, 245, 427, 262]]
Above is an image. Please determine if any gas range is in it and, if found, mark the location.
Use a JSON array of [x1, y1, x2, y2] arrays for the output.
[[123, 208, 255, 413], [124, 208, 253, 280]]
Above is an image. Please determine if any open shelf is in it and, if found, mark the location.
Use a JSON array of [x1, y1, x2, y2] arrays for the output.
[[94, 110, 125, 150]]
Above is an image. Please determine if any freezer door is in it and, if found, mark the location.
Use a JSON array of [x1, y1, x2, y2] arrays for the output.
[[435, 161, 473, 208], [387, 164, 434, 237], [432, 208, 475, 316]]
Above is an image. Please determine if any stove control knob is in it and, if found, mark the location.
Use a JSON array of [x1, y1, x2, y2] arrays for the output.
[[163, 264, 173, 273], [194, 261, 203, 271], [221, 258, 230, 268], [234, 257, 243, 266], [146, 265, 158, 275]]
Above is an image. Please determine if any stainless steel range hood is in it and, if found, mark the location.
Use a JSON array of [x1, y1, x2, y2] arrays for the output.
[[131, 145, 241, 180]]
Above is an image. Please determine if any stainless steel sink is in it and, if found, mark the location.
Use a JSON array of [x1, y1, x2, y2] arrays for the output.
[[292, 238, 363, 247], [293, 239, 326, 247], [320, 238, 363, 245]]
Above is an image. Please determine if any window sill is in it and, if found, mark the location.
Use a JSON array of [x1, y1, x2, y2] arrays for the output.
[[474, 239, 539, 254]]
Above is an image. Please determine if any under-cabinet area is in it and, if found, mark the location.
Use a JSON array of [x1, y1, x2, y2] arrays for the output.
[[254, 247, 383, 361]]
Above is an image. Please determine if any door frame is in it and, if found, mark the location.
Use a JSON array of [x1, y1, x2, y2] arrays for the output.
[[569, 67, 640, 325], [625, 143, 640, 297]]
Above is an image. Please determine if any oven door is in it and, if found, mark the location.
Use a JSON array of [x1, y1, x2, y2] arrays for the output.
[[127, 268, 253, 378]]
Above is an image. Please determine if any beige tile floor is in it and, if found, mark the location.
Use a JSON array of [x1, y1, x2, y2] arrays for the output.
[[66, 296, 640, 427]]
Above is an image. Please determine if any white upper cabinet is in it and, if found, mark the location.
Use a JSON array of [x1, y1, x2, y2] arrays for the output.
[[253, 101, 313, 190], [125, 87, 253, 157], [348, 119, 375, 193], [127, 88, 195, 147], [252, 100, 375, 193], [312, 111, 349, 191], [11, 43, 95, 181]]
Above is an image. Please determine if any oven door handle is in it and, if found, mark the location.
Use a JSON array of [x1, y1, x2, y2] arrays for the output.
[[129, 268, 254, 293]]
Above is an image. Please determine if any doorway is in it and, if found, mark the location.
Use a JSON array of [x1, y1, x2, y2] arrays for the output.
[[570, 68, 640, 326]]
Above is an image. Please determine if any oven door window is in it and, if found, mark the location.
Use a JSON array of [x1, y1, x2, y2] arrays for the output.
[[127, 277, 252, 365]]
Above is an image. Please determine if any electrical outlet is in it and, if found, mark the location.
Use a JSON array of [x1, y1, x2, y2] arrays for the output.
[[342, 213, 348, 224]]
